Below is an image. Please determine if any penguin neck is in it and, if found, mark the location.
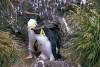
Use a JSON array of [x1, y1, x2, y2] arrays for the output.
[[28, 29, 36, 36]]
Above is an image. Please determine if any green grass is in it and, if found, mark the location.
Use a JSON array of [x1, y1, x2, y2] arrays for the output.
[[68, 3, 100, 67]]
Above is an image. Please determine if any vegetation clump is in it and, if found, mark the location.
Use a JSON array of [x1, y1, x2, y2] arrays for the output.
[[69, 2, 100, 67], [0, 31, 21, 67]]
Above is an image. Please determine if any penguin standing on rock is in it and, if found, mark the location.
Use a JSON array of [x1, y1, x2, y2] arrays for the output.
[[26, 19, 61, 61]]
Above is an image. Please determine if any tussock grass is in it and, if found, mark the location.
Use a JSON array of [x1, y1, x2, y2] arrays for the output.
[[0, 31, 22, 67], [68, 3, 100, 67]]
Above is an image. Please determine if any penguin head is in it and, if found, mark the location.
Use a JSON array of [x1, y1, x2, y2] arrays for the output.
[[27, 19, 37, 30]]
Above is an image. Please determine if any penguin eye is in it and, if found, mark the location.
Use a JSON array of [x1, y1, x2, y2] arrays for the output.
[[31, 28, 34, 30]]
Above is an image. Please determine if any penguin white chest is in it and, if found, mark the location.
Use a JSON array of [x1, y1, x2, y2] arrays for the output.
[[35, 35, 55, 61]]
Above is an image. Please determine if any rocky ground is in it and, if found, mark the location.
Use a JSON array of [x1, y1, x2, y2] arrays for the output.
[[11, 51, 79, 67], [11, 35, 80, 67]]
